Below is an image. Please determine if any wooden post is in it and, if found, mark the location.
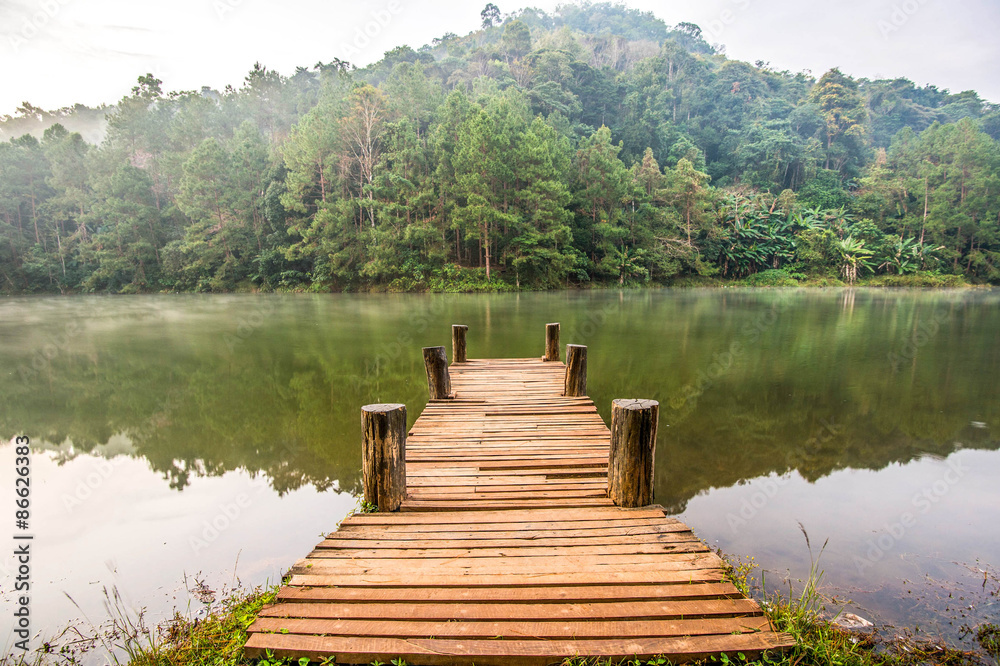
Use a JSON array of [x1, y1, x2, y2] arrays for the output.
[[422, 346, 452, 399], [564, 344, 587, 397], [607, 399, 659, 508], [452, 325, 468, 364], [361, 403, 406, 511], [543, 323, 560, 361]]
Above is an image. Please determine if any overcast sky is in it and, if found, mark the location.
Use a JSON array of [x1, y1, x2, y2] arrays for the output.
[[2, 0, 998, 117]]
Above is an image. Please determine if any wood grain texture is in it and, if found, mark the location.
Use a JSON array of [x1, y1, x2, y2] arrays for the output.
[[564, 344, 588, 397], [452, 324, 469, 364], [245, 357, 792, 665], [544, 323, 560, 361], [361, 403, 406, 511], [608, 398, 659, 508], [422, 346, 452, 399]]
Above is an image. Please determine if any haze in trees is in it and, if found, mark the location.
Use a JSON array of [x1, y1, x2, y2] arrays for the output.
[[1, 2, 997, 293]]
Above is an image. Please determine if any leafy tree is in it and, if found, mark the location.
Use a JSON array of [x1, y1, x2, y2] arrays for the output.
[[501, 20, 532, 62], [509, 117, 575, 286], [83, 165, 164, 292], [809, 68, 868, 174], [3, 2, 1000, 293], [572, 126, 630, 277], [481, 3, 501, 29], [666, 157, 712, 246]]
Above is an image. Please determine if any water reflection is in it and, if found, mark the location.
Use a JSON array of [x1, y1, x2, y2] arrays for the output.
[[0, 289, 997, 651], [3, 291, 996, 504]]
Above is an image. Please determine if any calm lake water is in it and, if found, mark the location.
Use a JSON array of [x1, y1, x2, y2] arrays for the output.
[[1, 289, 998, 657]]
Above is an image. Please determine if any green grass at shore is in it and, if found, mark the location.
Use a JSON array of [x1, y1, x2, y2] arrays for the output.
[[8, 542, 994, 666], [31, 566, 988, 666], [208, 268, 986, 294]]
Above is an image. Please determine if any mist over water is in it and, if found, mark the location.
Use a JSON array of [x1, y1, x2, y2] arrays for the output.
[[0, 289, 997, 656]]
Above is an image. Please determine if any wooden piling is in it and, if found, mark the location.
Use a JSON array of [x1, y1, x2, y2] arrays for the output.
[[361, 403, 406, 511], [452, 325, 468, 364], [608, 399, 659, 508], [422, 346, 452, 399], [564, 344, 587, 397], [544, 323, 560, 361], [248, 360, 795, 664]]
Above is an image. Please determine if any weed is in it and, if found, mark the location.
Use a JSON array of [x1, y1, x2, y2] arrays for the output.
[[977, 623, 1000, 657]]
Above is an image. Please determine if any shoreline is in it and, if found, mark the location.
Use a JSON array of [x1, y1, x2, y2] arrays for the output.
[[1, 272, 994, 297]]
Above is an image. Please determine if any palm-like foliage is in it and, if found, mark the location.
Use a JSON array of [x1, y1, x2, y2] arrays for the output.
[[835, 235, 874, 283], [716, 193, 796, 277], [879, 236, 919, 275]]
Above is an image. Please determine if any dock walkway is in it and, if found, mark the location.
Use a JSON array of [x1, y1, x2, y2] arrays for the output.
[[244, 355, 793, 665]]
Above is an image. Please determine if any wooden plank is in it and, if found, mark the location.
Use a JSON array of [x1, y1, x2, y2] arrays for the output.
[[328, 523, 689, 538], [286, 569, 729, 588], [290, 553, 727, 575], [258, 599, 763, 621], [306, 542, 708, 559], [332, 518, 683, 535], [275, 582, 741, 603], [244, 632, 795, 666], [319, 535, 699, 550], [399, 499, 616, 511], [341, 508, 666, 524], [313, 537, 701, 551], [249, 615, 770, 638], [245, 355, 793, 664]]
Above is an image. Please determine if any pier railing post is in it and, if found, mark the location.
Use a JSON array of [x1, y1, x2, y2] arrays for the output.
[[544, 323, 560, 361], [361, 403, 406, 511], [452, 325, 468, 364], [564, 344, 587, 397], [608, 399, 659, 508], [422, 346, 453, 399]]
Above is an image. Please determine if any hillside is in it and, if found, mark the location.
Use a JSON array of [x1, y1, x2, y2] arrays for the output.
[[1, 2, 998, 293]]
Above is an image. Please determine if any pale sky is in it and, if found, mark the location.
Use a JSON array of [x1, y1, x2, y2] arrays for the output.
[[1, 0, 998, 117]]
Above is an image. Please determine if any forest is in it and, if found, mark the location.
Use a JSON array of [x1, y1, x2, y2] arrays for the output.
[[2, 1, 999, 293]]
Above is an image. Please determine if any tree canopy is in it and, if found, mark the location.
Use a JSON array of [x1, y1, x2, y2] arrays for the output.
[[2, 2, 998, 293]]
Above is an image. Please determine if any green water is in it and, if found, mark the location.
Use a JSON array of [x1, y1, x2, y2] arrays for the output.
[[1, 289, 998, 654]]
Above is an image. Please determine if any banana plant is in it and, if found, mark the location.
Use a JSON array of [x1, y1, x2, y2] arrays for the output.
[[836, 235, 874, 284], [716, 193, 796, 277], [879, 236, 919, 275]]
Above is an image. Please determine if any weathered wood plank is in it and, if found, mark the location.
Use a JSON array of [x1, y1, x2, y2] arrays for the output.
[[274, 582, 742, 603], [250, 615, 768, 638], [244, 633, 795, 666], [258, 598, 763, 621], [245, 355, 793, 665]]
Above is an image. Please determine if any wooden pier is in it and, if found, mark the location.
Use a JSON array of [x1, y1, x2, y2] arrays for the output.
[[244, 326, 793, 665]]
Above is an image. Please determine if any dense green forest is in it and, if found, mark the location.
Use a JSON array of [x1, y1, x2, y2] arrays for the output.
[[2, 2, 999, 294]]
